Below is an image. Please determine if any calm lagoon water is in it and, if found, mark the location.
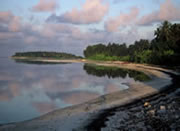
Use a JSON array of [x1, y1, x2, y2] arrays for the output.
[[0, 58, 150, 124]]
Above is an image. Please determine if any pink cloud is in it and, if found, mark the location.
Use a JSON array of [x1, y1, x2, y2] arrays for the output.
[[0, 11, 21, 32], [0, 32, 13, 39], [0, 11, 13, 23], [139, 0, 180, 25], [32, 0, 59, 12], [47, 0, 109, 24], [24, 36, 38, 44], [105, 7, 139, 32], [0, 32, 23, 40], [40, 23, 82, 39], [8, 16, 21, 32]]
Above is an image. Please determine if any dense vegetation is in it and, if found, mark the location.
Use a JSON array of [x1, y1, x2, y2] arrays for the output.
[[13, 51, 82, 59], [83, 64, 151, 81], [84, 21, 180, 66]]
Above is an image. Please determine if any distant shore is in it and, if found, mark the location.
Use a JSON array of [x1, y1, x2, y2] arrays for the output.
[[0, 56, 177, 131], [11, 56, 176, 75]]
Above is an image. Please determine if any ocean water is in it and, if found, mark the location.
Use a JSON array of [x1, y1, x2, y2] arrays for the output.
[[0, 58, 149, 124]]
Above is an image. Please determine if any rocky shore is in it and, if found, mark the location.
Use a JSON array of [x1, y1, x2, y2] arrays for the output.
[[85, 72, 180, 131]]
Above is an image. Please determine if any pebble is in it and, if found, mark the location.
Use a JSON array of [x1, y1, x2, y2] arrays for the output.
[[147, 110, 156, 116], [160, 105, 166, 110], [92, 88, 180, 131], [157, 109, 166, 115], [144, 102, 150, 107]]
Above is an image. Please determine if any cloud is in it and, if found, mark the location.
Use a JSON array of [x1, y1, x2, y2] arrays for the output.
[[0, 13, 142, 55], [8, 16, 21, 32], [24, 36, 38, 44], [105, 7, 139, 32], [0, 11, 23, 40], [0, 32, 18, 39], [0, 11, 21, 32], [0, 10, 148, 57], [139, 0, 180, 25], [0, 11, 13, 23], [32, 0, 59, 12], [40, 23, 80, 38], [47, 0, 109, 24], [0, 11, 39, 45], [113, 0, 128, 4]]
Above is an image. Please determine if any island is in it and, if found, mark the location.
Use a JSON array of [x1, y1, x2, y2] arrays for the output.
[[12, 51, 83, 59]]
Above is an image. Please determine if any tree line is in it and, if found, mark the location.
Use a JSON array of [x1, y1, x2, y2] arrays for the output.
[[84, 21, 180, 66], [13, 51, 82, 59]]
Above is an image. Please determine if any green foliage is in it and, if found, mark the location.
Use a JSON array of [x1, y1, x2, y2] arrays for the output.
[[84, 43, 129, 58], [84, 39, 150, 62], [87, 54, 130, 61], [153, 21, 180, 53], [13, 51, 83, 59], [88, 54, 119, 61], [132, 50, 152, 63], [83, 21, 180, 66]]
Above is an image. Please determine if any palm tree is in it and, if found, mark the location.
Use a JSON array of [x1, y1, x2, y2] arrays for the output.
[[154, 20, 172, 42]]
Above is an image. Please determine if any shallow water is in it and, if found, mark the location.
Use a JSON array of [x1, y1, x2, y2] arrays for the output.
[[0, 58, 150, 124]]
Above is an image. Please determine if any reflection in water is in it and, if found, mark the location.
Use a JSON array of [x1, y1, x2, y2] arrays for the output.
[[0, 58, 151, 124], [14, 59, 70, 65], [83, 64, 151, 81], [61, 91, 100, 105], [0, 82, 20, 102], [32, 102, 57, 113]]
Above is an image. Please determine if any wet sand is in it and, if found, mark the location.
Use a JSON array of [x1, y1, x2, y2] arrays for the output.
[[0, 58, 178, 131]]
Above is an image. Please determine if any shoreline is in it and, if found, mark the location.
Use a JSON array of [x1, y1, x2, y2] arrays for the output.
[[85, 72, 180, 130], [11, 56, 177, 75], [0, 57, 177, 130]]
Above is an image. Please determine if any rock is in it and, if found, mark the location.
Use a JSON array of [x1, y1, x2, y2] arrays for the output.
[[157, 109, 166, 115], [147, 110, 156, 116], [144, 102, 151, 107], [167, 105, 171, 109], [160, 106, 166, 110], [155, 106, 166, 115], [175, 115, 179, 119]]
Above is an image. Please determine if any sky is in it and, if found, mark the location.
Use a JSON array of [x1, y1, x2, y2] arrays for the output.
[[0, 0, 180, 56]]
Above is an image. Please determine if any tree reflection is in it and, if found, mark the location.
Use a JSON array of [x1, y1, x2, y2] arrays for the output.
[[83, 64, 151, 82], [14, 59, 70, 65]]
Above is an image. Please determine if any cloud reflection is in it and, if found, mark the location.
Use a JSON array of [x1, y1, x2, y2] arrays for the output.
[[0, 62, 144, 124], [32, 102, 57, 113], [0, 82, 21, 101], [62, 91, 99, 105]]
